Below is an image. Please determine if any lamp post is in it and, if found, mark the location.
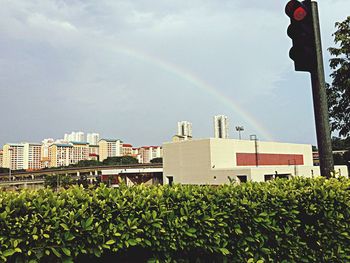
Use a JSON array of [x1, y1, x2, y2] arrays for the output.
[[235, 126, 244, 140]]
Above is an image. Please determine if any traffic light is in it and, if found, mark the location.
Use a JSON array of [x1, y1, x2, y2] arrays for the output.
[[285, 0, 316, 72]]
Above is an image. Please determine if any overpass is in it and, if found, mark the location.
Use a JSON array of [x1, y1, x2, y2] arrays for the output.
[[0, 163, 163, 188]]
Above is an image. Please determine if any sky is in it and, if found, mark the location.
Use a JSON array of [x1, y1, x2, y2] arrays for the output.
[[0, 0, 349, 148]]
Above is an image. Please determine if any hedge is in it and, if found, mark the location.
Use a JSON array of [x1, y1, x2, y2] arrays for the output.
[[1, 177, 350, 262]]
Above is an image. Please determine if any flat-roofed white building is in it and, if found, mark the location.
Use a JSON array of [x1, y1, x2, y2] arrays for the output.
[[23, 143, 42, 170], [163, 138, 348, 185]]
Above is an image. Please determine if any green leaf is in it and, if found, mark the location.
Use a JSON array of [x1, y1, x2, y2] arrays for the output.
[[60, 223, 70, 231], [219, 247, 230, 255], [61, 248, 71, 257], [85, 217, 94, 228], [51, 247, 61, 258], [3, 249, 16, 257], [105, 240, 115, 245]]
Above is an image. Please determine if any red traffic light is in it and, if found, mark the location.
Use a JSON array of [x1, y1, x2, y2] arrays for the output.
[[293, 7, 307, 21], [285, 0, 308, 21]]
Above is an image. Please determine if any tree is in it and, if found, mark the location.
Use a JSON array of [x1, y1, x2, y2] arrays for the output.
[[102, 156, 138, 165], [150, 157, 163, 163], [327, 16, 350, 137]]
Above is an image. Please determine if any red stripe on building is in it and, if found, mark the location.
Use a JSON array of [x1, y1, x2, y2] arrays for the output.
[[236, 153, 304, 166]]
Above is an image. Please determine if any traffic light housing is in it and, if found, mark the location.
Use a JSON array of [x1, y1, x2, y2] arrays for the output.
[[285, 0, 316, 72]]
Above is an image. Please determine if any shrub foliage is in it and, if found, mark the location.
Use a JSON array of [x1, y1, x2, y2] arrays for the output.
[[1, 177, 350, 262]]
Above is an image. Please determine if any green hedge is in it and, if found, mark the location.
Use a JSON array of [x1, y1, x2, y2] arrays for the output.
[[1, 177, 350, 262]]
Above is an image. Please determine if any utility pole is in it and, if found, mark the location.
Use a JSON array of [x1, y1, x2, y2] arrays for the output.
[[285, 0, 334, 178]]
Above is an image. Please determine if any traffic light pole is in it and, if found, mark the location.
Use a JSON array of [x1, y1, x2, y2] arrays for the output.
[[310, 1, 334, 178]]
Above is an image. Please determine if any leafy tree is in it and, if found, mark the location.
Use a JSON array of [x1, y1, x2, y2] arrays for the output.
[[75, 160, 102, 167], [102, 156, 138, 165], [332, 136, 350, 150], [0, 167, 9, 174], [327, 16, 350, 137], [44, 174, 74, 190], [150, 157, 163, 163]]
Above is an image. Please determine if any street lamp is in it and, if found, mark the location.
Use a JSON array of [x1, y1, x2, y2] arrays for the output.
[[235, 126, 244, 140]]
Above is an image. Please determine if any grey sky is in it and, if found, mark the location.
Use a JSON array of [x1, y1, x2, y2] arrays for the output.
[[0, 0, 349, 147]]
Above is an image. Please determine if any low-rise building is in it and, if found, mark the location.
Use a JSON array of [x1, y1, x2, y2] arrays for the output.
[[163, 138, 348, 185]]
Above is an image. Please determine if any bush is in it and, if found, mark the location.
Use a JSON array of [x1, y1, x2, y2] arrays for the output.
[[1, 177, 350, 262]]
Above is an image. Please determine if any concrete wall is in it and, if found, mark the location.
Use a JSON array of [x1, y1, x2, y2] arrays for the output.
[[163, 138, 348, 185]]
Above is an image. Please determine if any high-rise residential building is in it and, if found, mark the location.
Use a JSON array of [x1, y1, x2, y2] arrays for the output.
[[70, 142, 89, 165], [87, 133, 100, 145], [2, 144, 25, 170], [177, 121, 193, 138], [121, 144, 133, 156], [49, 143, 72, 167], [88, 145, 99, 161], [98, 139, 122, 161], [23, 143, 42, 170], [138, 146, 162, 163], [214, 115, 229, 139], [0, 150, 3, 167], [64, 131, 85, 142]]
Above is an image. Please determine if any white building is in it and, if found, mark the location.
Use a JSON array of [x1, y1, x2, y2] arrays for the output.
[[64, 131, 85, 142], [177, 121, 193, 138], [138, 146, 162, 163], [23, 143, 42, 170], [87, 133, 100, 145], [163, 138, 348, 185], [214, 115, 229, 139]]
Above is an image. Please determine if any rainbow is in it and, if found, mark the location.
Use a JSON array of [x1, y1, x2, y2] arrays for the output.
[[101, 42, 274, 141]]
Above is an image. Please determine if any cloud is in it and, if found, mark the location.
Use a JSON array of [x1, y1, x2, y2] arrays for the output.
[[0, 0, 349, 146]]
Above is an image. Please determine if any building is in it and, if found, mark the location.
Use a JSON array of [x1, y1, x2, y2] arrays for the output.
[[23, 143, 42, 170], [70, 142, 89, 164], [163, 138, 348, 185], [121, 144, 133, 156], [88, 144, 99, 161], [138, 146, 162, 163], [177, 121, 193, 139], [214, 115, 229, 139], [87, 133, 100, 145], [49, 144, 72, 167], [98, 139, 122, 161], [0, 150, 3, 167], [2, 144, 25, 170], [64, 131, 85, 142]]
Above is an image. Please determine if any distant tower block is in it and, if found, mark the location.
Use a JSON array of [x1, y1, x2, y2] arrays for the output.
[[214, 115, 229, 139], [173, 121, 193, 142]]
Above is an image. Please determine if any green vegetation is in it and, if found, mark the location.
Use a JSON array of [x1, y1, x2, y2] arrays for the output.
[[150, 157, 163, 163], [327, 16, 350, 137], [102, 156, 138, 166], [1, 177, 350, 262]]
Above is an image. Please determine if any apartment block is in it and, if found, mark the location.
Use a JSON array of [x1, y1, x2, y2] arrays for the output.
[[121, 144, 133, 156], [23, 143, 42, 170], [49, 144, 72, 168], [214, 115, 229, 139], [87, 133, 100, 145], [88, 144, 99, 161], [3, 144, 25, 170], [0, 150, 3, 167], [98, 139, 122, 161], [70, 142, 89, 164], [138, 146, 162, 163]]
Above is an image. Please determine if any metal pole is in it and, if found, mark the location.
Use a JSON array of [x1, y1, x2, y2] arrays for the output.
[[310, 1, 334, 178]]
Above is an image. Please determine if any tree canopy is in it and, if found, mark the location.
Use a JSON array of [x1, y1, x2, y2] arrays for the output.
[[327, 16, 350, 137], [102, 156, 138, 165]]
